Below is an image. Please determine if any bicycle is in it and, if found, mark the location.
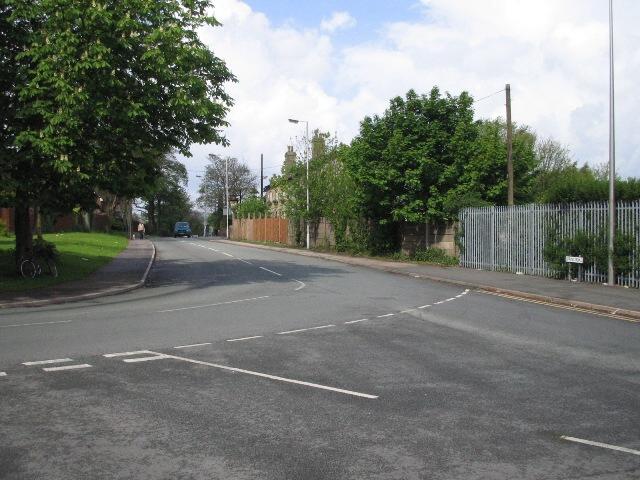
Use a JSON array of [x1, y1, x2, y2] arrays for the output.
[[19, 252, 58, 279]]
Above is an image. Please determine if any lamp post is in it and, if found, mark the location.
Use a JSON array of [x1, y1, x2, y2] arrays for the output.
[[288, 118, 310, 250], [607, 0, 616, 286]]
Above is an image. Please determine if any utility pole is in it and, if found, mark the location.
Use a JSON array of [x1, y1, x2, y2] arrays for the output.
[[225, 156, 229, 240], [506, 83, 514, 206], [607, 0, 616, 285], [260, 153, 264, 199]]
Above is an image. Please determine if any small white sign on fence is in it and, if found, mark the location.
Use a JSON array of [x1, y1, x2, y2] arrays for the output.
[[565, 256, 584, 264]]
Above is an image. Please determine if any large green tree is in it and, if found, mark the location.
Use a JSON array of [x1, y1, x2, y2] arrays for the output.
[[2, 0, 234, 260], [141, 152, 192, 235], [343, 88, 477, 252]]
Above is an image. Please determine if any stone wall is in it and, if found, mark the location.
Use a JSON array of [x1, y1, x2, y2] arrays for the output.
[[401, 221, 458, 257]]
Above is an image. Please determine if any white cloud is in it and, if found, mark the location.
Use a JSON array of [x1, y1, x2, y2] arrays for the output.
[[320, 11, 357, 33], [183, 0, 640, 201]]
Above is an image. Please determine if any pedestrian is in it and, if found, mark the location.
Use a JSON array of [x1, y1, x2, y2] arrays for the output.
[[137, 222, 145, 240]]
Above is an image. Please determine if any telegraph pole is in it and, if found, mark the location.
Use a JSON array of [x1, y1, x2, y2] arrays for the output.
[[225, 156, 229, 239], [607, 0, 616, 285], [506, 83, 514, 206], [260, 153, 264, 199]]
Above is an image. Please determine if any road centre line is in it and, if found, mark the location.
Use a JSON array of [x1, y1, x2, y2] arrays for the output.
[[376, 313, 394, 318], [1, 320, 72, 328], [221, 252, 234, 257], [154, 351, 378, 399], [123, 354, 170, 363], [157, 295, 270, 313], [345, 319, 368, 324], [103, 350, 152, 358], [43, 364, 92, 372], [174, 342, 212, 349], [293, 279, 306, 291], [400, 309, 417, 313], [237, 258, 253, 265], [418, 305, 431, 309], [561, 436, 640, 456], [0, 372, 6, 377], [23, 358, 73, 366], [259, 266, 282, 277], [277, 324, 335, 335], [226, 335, 263, 342]]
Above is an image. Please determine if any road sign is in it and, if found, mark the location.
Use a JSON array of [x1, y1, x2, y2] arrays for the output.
[[565, 256, 584, 264]]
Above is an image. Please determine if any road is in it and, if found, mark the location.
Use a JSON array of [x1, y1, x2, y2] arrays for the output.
[[1, 238, 638, 479]]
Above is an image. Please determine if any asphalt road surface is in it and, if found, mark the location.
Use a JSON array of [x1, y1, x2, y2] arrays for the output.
[[1, 238, 638, 479]]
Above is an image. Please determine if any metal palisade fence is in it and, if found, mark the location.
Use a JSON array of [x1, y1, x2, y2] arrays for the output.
[[459, 201, 640, 288]]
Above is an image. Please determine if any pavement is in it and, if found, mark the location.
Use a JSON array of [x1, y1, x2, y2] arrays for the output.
[[1, 235, 638, 321], [0, 239, 155, 309]]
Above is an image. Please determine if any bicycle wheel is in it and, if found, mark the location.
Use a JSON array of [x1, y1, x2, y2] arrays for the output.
[[46, 259, 58, 278], [20, 259, 37, 278]]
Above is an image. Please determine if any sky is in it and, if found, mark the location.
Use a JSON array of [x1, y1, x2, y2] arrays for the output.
[[182, 0, 640, 200]]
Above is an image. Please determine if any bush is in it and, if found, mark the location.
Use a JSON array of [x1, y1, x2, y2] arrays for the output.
[[33, 238, 59, 260], [0, 219, 8, 237], [413, 247, 459, 266]]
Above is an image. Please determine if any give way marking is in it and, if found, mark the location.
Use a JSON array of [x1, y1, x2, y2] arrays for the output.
[[104, 350, 377, 399]]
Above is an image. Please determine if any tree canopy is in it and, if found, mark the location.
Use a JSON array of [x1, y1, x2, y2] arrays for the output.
[[197, 155, 257, 211], [1, 0, 234, 258]]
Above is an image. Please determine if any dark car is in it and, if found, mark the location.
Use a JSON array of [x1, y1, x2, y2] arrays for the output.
[[173, 221, 192, 238]]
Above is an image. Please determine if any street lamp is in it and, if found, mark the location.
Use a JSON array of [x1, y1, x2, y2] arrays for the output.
[[607, 0, 616, 285], [288, 118, 310, 250]]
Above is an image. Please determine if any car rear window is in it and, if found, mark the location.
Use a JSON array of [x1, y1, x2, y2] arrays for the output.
[[176, 222, 190, 228]]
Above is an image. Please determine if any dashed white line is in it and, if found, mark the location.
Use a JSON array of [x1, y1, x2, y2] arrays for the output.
[[418, 305, 431, 309], [43, 364, 92, 372], [277, 325, 335, 335], [1, 320, 72, 328], [173, 343, 212, 349], [293, 279, 306, 291], [0, 372, 7, 377], [160, 352, 378, 399], [221, 252, 234, 257], [123, 354, 170, 363], [157, 295, 270, 313], [23, 358, 73, 366], [400, 309, 417, 314], [103, 350, 152, 358], [561, 436, 640, 456], [259, 267, 282, 277], [237, 258, 253, 265], [376, 313, 394, 318], [226, 335, 263, 342], [345, 319, 368, 324]]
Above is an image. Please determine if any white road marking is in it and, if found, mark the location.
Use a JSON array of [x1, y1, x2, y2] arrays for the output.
[[418, 305, 431, 309], [123, 354, 170, 363], [277, 324, 335, 335], [259, 267, 282, 277], [412, 274, 421, 278], [22, 358, 73, 366], [157, 296, 270, 313], [1, 320, 72, 328], [293, 279, 306, 291], [445, 298, 454, 302], [157, 351, 378, 399], [207, 248, 220, 252], [561, 436, 640, 456], [103, 350, 152, 358], [173, 343, 212, 349], [400, 309, 417, 314], [0, 372, 6, 377], [43, 364, 92, 372], [434, 301, 445, 305], [221, 252, 234, 257], [237, 258, 253, 265], [376, 313, 394, 318], [345, 319, 368, 324], [226, 335, 263, 342]]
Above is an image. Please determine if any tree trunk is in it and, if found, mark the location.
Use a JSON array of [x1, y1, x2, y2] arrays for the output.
[[14, 197, 33, 270]]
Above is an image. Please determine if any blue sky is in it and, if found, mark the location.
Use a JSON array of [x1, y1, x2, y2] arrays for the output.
[[186, 0, 640, 200]]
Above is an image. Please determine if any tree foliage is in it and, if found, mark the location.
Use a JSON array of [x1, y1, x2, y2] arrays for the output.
[[2, 0, 234, 259], [141, 151, 192, 235], [235, 196, 267, 218], [197, 155, 257, 211]]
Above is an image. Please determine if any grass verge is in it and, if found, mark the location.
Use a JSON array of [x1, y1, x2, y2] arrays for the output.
[[0, 232, 128, 293]]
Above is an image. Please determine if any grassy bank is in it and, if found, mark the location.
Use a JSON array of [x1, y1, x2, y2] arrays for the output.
[[0, 232, 128, 293]]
